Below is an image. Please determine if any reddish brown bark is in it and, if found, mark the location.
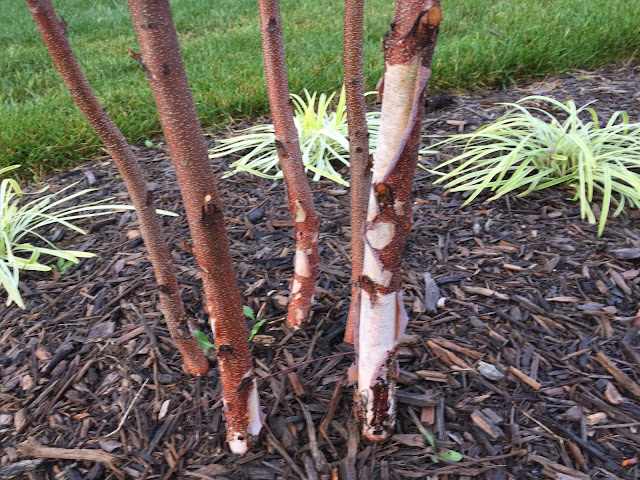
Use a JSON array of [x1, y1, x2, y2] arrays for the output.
[[343, 0, 372, 344], [257, 0, 321, 330], [126, 0, 262, 453], [24, 0, 208, 377], [356, 0, 440, 440]]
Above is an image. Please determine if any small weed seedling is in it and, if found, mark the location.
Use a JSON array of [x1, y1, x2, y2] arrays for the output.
[[49, 257, 75, 275], [244, 304, 267, 341], [192, 329, 215, 350], [408, 408, 463, 463], [144, 140, 164, 148], [192, 304, 267, 351]]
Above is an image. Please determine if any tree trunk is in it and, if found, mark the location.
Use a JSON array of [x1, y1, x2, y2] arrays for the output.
[[343, 0, 372, 344], [126, 0, 263, 454], [356, 0, 441, 441], [257, 0, 321, 330], [24, 0, 209, 377]]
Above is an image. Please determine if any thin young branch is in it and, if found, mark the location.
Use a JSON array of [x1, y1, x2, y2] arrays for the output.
[[356, 0, 441, 441], [343, 0, 372, 344], [126, 0, 263, 454], [24, 0, 209, 377], [257, 0, 321, 330]]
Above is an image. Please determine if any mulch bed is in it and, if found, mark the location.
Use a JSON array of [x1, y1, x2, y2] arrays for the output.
[[2, 63, 640, 480]]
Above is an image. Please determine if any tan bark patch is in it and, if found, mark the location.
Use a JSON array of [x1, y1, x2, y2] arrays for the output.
[[294, 250, 311, 278], [366, 222, 395, 250], [293, 200, 306, 222]]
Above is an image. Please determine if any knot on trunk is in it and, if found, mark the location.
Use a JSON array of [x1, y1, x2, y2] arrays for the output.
[[374, 182, 394, 210]]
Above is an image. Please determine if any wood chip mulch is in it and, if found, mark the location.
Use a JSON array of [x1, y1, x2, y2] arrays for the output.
[[2, 63, 640, 480]]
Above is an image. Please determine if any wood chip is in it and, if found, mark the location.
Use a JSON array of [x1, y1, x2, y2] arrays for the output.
[[427, 340, 472, 370], [420, 406, 435, 425], [392, 434, 427, 448], [611, 248, 640, 259], [415, 370, 449, 383], [471, 409, 504, 439], [595, 352, 640, 400], [461, 286, 509, 300], [508, 366, 541, 390], [609, 269, 632, 296], [423, 272, 440, 313], [14, 409, 27, 434], [430, 337, 484, 360], [604, 381, 624, 405], [528, 454, 590, 480], [545, 296, 579, 303]]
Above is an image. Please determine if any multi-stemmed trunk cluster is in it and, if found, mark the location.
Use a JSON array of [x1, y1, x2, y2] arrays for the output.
[[27, 0, 440, 454], [24, 0, 209, 377]]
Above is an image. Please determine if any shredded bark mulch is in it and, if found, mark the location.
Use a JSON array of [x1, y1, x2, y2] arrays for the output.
[[2, 63, 640, 480]]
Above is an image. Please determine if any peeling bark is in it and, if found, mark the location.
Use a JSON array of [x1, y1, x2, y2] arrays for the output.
[[257, 0, 320, 330], [343, 0, 372, 344], [126, 0, 262, 454], [356, 0, 441, 441], [24, 0, 209, 377]]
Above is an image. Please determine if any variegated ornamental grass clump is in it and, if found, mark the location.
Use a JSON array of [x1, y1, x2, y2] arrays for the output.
[[209, 87, 380, 186], [0, 165, 155, 308], [426, 96, 640, 235]]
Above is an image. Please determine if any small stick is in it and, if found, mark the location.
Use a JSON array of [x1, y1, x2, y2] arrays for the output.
[[264, 424, 306, 479], [567, 440, 588, 472], [106, 379, 149, 437], [318, 377, 344, 454], [297, 398, 330, 473], [18, 442, 121, 477]]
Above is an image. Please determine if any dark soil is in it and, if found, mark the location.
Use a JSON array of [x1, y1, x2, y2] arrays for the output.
[[2, 63, 640, 480]]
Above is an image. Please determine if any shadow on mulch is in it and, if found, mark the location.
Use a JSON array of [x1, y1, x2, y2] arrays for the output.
[[1, 63, 640, 480]]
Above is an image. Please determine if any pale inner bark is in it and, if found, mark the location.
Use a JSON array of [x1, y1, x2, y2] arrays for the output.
[[358, 58, 421, 439], [226, 372, 263, 455], [366, 221, 395, 249], [371, 59, 420, 185], [358, 290, 398, 385], [294, 250, 311, 278], [294, 200, 307, 222]]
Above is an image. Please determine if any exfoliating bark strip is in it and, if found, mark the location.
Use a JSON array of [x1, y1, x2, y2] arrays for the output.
[[126, 0, 263, 454], [24, 0, 208, 377], [356, 0, 441, 441], [257, 0, 321, 330], [343, 0, 372, 344]]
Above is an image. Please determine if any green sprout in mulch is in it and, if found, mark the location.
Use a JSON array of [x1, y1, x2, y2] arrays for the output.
[[407, 408, 463, 463], [192, 304, 266, 351], [424, 96, 640, 235]]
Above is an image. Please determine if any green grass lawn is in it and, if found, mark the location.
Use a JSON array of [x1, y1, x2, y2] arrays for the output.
[[2, 0, 639, 175]]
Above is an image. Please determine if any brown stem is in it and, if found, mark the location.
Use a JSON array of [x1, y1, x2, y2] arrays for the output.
[[257, 0, 320, 330], [24, 0, 208, 377], [343, 0, 372, 344], [126, 0, 262, 454]]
